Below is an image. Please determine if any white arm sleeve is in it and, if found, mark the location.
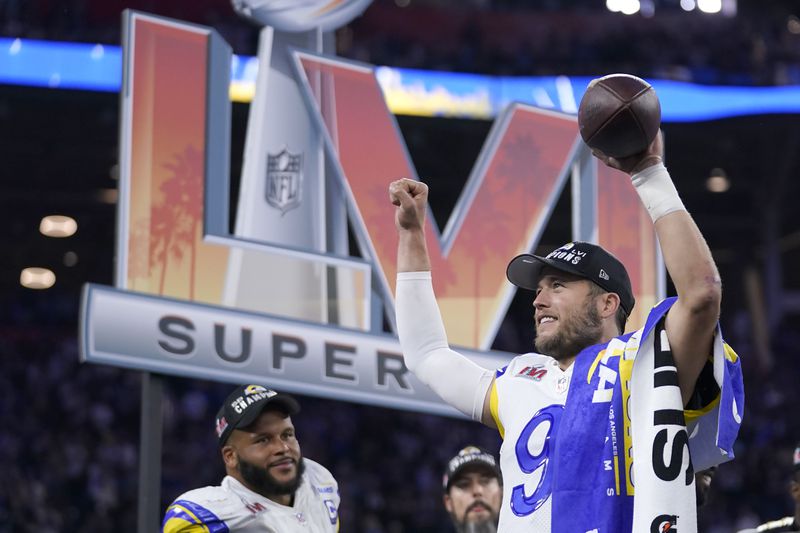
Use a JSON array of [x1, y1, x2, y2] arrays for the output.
[[396, 271, 494, 421]]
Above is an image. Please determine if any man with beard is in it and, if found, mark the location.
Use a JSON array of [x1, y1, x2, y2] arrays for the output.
[[390, 128, 744, 532], [162, 384, 340, 532], [443, 446, 502, 533]]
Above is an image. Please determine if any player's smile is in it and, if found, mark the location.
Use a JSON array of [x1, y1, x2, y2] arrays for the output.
[[535, 310, 562, 343], [270, 457, 297, 473], [536, 314, 558, 330]]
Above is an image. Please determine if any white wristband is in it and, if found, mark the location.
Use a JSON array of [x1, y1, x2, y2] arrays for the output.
[[631, 162, 686, 222]]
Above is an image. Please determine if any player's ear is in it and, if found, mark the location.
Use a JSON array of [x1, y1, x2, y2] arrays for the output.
[[221, 445, 238, 469], [600, 292, 620, 319], [443, 493, 453, 513]]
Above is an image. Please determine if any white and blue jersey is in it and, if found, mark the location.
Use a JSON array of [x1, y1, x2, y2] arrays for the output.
[[162, 459, 339, 533], [487, 298, 744, 533]]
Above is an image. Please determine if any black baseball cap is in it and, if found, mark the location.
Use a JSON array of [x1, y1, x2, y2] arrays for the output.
[[215, 384, 300, 447], [443, 446, 501, 492], [506, 241, 635, 315]]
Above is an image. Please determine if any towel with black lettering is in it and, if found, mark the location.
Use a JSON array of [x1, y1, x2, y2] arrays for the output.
[[551, 297, 744, 533]]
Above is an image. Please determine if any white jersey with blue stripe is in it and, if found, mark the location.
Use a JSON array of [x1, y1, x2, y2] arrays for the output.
[[487, 304, 740, 533], [489, 350, 578, 532], [162, 459, 339, 532]]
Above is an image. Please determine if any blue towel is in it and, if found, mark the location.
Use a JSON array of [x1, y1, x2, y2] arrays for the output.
[[550, 298, 744, 533], [550, 336, 634, 532]]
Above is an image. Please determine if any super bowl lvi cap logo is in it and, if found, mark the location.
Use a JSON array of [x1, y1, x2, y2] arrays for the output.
[[545, 242, 586, 265], [546, 242, 575, 257]]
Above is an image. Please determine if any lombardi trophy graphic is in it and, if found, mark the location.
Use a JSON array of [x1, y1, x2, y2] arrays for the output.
[[224, 0, 372, 325]]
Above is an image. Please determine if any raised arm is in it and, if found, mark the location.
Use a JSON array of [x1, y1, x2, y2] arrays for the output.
[[594, 132, 722, 406], [389, 178, 496, 426], [389, 177, 432, 272]]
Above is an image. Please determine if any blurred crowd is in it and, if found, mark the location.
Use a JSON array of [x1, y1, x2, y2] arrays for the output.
[[0, 289, 799, 532], [344, 3, 800, 86], [1, 0, 799, 86], [0, 301, 499, 532]]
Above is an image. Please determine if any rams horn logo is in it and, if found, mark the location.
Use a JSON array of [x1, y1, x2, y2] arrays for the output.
[[244, 384, 268, 395]]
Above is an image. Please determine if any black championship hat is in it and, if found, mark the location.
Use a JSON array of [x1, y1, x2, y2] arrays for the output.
[[443, 446, 501, 492], [506, 241, 635, 315], [215, 384, 300, 447]]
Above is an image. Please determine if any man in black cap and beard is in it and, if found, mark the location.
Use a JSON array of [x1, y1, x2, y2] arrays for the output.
[[162, 384, 340, 532], [443, 446, 502, 533]]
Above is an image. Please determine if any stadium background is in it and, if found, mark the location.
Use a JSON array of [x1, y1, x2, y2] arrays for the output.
[[1, 0, 800, 531]]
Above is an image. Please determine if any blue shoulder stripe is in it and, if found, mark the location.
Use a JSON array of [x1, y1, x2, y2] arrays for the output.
[[162, 500, 230, 533]]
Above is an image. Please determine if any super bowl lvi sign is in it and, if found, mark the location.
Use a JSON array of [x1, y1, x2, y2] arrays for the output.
[[80, 6, 660, 417]]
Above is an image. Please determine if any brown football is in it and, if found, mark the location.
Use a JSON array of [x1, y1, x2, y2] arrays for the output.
[[577, 73, 661, 159]]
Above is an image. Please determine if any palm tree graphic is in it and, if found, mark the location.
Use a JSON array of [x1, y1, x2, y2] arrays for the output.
[[150, 145, 203, 297]]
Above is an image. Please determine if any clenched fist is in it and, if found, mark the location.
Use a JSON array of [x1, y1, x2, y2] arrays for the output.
[[389, 178, 429, 232]]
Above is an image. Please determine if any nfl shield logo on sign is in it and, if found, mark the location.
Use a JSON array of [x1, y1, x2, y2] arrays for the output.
[[266, 147, 303, 215]]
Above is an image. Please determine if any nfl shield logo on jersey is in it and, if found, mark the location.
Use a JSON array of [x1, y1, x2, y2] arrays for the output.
[[266, 147, 303, 215]]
